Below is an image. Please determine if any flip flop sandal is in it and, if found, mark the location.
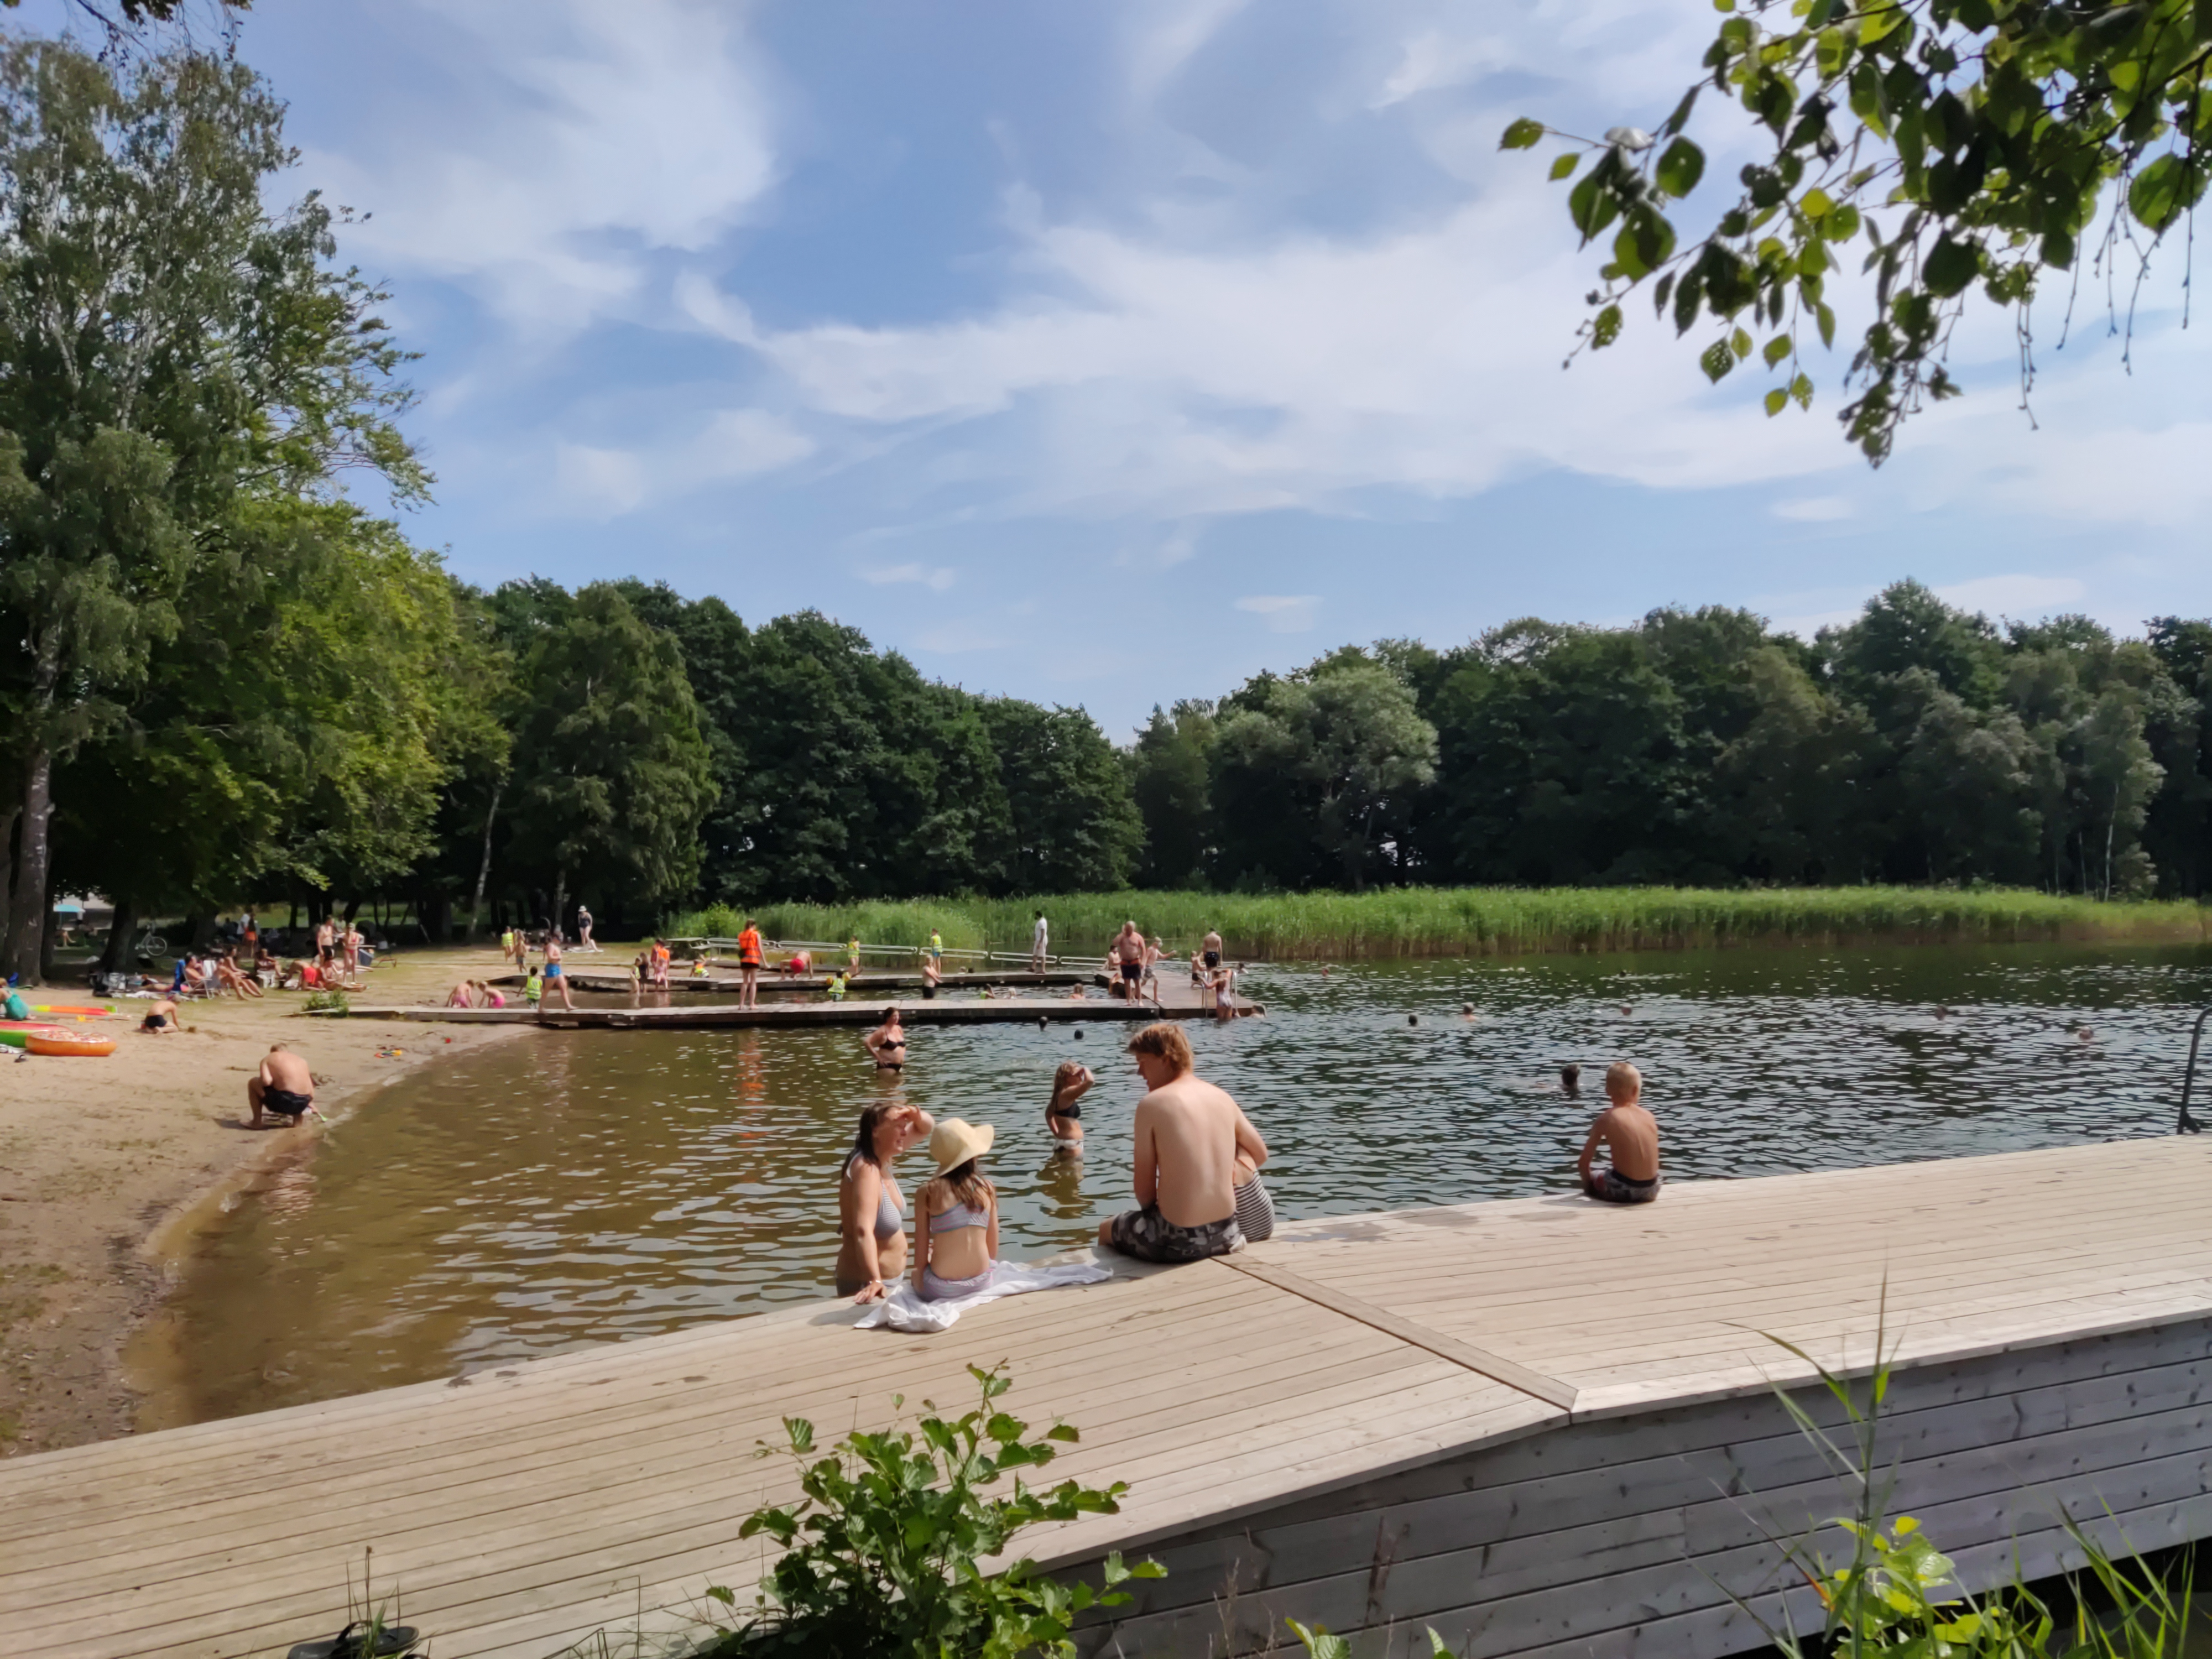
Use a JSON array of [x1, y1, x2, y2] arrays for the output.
[[285, 1621, 420, 1659]]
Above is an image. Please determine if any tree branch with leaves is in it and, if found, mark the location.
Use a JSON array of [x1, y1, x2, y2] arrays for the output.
[[1504, 0, 2211, 461]]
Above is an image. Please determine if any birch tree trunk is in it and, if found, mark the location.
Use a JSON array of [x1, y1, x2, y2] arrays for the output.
[[3, 747, 55, 984], [465, 779, 502, 943]]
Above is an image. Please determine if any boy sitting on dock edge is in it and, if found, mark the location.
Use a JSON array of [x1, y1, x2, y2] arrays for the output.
[[1578, 1061, 1661, 1204]]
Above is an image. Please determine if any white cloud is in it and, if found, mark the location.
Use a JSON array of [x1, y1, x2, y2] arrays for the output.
[[1935, 573, 2088, 618], [305, 0, 778, 336], [863, 564, 958, 592], [1772, 495, 1854, 523], [1237, 594, 1320, 633], [554, 442, 648, 519], [697, 410, 816, 478]]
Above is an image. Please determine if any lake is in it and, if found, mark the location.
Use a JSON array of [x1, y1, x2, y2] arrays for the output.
[[131, 943, 2212, 1427]]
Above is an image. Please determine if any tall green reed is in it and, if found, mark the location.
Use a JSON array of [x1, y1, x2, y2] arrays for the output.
[[665, 886, 2210, 961]]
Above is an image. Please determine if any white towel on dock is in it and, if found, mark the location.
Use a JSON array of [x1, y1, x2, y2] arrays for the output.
[[854, 1259, 1110, 1333]]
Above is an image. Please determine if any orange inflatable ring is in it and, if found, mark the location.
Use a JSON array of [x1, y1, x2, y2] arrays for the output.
[[27, 1030, 117, 1057]]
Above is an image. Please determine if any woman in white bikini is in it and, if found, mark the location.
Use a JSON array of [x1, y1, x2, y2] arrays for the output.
[[1045, 1060, 1091, 1158], [912, 1118, 999, 1302], [836, 1100, 933, 1301]]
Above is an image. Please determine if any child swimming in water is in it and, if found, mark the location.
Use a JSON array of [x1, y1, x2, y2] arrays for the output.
[[1046, 1060, 1092, 1157], [913, 1119, 998, 1302]]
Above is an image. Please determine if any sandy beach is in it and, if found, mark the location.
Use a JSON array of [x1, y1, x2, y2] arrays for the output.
[[0, 942, 531, 1458]]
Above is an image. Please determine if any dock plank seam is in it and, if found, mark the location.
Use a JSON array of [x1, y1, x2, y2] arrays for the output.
[[1220, 1256, 1580, 1412]]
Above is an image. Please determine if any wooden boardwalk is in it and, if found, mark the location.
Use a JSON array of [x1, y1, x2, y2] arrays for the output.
[[338, 977, 1250, 1030], [6, 1137, 2210, 1658]]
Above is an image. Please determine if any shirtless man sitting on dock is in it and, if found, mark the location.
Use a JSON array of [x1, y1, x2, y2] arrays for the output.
[[1098, 1022, 1266, 1263], [1578, 1061, 1661, 1204]]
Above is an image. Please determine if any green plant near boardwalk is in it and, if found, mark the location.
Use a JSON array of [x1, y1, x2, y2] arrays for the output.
[[669, 883, 2211, 963], [702, 1363, 1161, 1658]]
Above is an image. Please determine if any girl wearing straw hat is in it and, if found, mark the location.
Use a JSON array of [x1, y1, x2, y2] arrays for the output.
[[912, 1118, 999, 1302]]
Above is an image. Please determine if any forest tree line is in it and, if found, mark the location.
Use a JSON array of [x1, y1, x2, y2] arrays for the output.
[[1132, 582, 2212, 901]]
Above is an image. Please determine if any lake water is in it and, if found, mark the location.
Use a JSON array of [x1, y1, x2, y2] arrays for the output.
[[133, 945, 2212, 1427]]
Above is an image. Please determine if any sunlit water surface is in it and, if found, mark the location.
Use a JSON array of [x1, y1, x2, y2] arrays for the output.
[[137, 945, 2212, 1426]]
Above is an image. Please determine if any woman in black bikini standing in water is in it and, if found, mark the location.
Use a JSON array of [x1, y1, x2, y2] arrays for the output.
[[863, 1006, 909, 1070], [836, 1099, 933, 1301]]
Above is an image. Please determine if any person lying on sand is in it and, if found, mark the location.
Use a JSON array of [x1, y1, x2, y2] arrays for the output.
[[1578, 1061, 1661, 1204]]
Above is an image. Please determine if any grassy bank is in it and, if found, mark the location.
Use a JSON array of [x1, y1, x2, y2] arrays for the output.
[[664, 886, 2212, 961]]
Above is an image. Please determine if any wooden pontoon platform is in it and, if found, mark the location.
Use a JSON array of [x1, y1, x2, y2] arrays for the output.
[[5, 1136, 2210, 1658]]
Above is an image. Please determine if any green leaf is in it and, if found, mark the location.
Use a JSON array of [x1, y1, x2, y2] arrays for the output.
[[1655, 137, 1705, 197], [1922, 233, 1980, 297], [1801, 186, 1834, 219], [1790, 371, 1813, 408], [2130, 153, 2202, 232], [1287, 1620, 1352, 1659], [1593, 304, 1624, 348], [1548, 152, 1579, 181], [1816, 301, 1837, 348], [1700, 339, 1735, 382], [1500, 117, 1545, 150], [1825, 202, 1861, 241], [1764, 387, 1788, 416], [1045, 1423, 1081, 1443], [1730, 326, 1753, 359], [1762, 333, 1791, 367], [1570, 172, 1623, 242]]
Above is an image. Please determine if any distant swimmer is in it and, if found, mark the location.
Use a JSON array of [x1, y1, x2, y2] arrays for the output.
[[2077, 1026, 2095, 1044], [864, 1006, 909, 1070], [1462, 1003, 1476, 1020], [1046, 1060, 1093, 1157], [1561, 1061, 1582, 1095], [1578, 1062, 1660, 1204]]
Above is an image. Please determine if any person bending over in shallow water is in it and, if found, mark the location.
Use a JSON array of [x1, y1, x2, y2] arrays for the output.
[[912, 1119, 1000, 1301], [1098, 1022, 1267, 1264], [864, 1006, 909, 1070], [1046, 1060, 1093, 1157], [837, 1100, 934, 1301], [1578, 1061, 1661, 1204]]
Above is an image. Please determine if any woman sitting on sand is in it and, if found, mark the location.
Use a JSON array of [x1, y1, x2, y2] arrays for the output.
[[912, 1118, 999, 1302], [837, 1100, 933, 1302], [863, 1006, 909, 1070], [1045, 1060, 1091, 1157]]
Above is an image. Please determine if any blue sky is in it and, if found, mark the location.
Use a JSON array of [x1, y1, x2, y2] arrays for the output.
[[27, 0, 2212, 736]]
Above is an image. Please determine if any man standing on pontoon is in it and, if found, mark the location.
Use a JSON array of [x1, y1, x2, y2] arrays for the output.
[[1030, 910, 1049, 974]]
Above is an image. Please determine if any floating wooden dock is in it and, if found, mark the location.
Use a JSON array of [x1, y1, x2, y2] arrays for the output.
[[335, 980, 1253, 1029], [6, 1137, 2208, 1658]]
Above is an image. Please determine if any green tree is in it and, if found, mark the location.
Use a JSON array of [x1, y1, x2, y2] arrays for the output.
[[506, 585, 714, 926], [974, 698, 1143, 893], [0, 40, 418, 978], [1715, 646, 1878, 881], [1503, 0, 2212, 458], [1129, 701, 1217, 888], [1897, 672, 2046, 882], [1213, 661, 1438, 890]]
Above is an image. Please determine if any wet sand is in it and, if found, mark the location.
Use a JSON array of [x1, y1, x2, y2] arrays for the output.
[[0, 943, 530, 1458]]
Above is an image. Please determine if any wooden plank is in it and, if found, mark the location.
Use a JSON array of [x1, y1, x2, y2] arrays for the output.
[[1218, 1256, 1579, 1411]]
